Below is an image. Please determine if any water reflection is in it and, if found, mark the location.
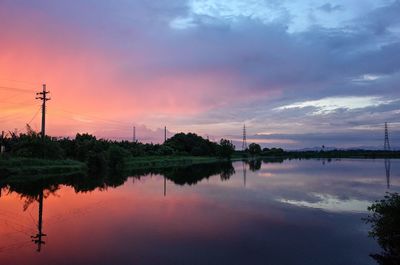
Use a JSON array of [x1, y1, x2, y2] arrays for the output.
[[0, 159, 398, 265], [385, 159, 391, 189], [31, 190, 45, 252]]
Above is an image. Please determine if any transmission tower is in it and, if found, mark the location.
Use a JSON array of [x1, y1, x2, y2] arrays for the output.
[[384, 122, 390, 151], [242, 124, 248, 151]]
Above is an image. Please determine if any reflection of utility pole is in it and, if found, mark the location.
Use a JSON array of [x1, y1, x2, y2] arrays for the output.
[[385, 159, 391, 189], [163, 176, 167, 197], [31, 190, 46, 252], [242, 161, 247, 187]]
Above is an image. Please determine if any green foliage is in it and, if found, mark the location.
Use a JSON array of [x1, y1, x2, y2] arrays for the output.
[[6, 131, 64, 159], [365, 193, 400, 265], [261, 147, 285, 156], [164, 133, 218, 156], [156, 145, 174, 156], [87, 151, 107, 176], [217, 139, 235, 158], [248, 143, 262, 156], [107, 145, 129, 173]]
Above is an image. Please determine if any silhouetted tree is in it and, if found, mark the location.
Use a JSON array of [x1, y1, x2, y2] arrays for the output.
[[248, 143, 261, 156], [365, 193, 400, 265], [164, 133, 218, 156], [217, 139, 235, 159]]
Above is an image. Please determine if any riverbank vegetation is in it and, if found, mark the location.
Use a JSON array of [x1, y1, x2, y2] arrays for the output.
[[365, 193, 400, 265], [1, 127, 399, 181], [0, 129, 237, 178]]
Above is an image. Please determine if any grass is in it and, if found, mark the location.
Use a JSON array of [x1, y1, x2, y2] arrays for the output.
[[0, 156, 234, 182], [0, 157, 86, 180]]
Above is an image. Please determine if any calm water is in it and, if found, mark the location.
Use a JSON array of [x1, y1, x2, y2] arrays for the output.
[[0, 159, 399, 265]]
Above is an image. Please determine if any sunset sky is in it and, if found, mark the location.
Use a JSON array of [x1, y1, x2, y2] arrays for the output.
[[1, 0, 399, 149]]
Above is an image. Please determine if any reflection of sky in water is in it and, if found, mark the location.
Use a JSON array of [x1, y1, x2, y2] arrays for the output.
[[278, 193, 372, 213], [0, 159, 398, 265]]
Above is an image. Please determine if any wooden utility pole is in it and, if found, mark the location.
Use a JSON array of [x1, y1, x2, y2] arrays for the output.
[[0, 131, 4, 155], [164, 126, 167, 143], [36, 84, 50, 141], [133, 126, 136, 142], [36, 84, 50, 158]]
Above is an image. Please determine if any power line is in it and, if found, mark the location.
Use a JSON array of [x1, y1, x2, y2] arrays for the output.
[[0, 78, 41, 86], [27, 106, 42, 126], [0, 86, 35, 93], [52, 108, 131, 126]]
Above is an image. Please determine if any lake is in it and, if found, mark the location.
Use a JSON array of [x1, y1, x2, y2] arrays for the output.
[[0, 158, 398, 265]]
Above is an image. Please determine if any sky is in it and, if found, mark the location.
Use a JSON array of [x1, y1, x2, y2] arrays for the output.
[[1, 0, 400, 149]]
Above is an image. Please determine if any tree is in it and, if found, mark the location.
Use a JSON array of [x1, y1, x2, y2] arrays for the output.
[[364, 193, 400, 265], [217, 139, 235, 159], [164, 133, 218, 156], [248, 143, 261, 156], [107, 145, 129, 173]]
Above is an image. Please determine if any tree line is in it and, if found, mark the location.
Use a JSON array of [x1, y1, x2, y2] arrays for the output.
[[0, 127, 236, 165]]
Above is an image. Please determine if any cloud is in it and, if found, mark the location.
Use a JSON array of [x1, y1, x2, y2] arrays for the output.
[[274, 96, 393, 115], [0, 0, 399, 148], [318, 3, 343, 13]]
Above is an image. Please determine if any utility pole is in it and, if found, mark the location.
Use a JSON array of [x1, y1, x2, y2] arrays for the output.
[[36, 84, 51, 141], [164, 126, 167, 143], [164, 176, 166, 197], [0, 131, 4, 155], [133, 126, 136, 142]]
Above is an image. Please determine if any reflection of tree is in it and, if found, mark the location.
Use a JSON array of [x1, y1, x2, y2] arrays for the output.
[[127, 162, 235, 186], [220, 164, 235, 181], [248, 159, 262, 172], [163, 163, 234, 185], [364, 193, 400, 265], [262, 157, 284, 164]]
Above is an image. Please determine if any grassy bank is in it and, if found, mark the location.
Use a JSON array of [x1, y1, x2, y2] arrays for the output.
[[0, 158, 86, 181], [0, 156, 235, 182]]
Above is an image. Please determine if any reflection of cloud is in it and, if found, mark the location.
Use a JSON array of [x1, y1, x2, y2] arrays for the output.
[[278, 193, 372, 213], [258, 172, 273, 178]]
